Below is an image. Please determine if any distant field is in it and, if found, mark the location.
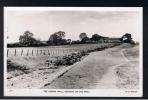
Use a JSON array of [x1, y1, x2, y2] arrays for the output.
[[7, 43, 120, 58], [7, 44, 104, 57]]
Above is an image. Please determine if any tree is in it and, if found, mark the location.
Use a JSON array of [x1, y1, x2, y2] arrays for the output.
[[19, 31, 35, 46], [82, 37, 90, 43], [19, 30, 41, 46], [47, 31, 66, 45], [79, 32, 90, 43], [79, 32, 87, 41], [121, 33, 133, 43], [67, 39, 71, 44], [91, 34, 102, 42]]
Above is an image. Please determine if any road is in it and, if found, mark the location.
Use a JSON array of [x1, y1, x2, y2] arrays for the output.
[[43, 43, 139, 89]]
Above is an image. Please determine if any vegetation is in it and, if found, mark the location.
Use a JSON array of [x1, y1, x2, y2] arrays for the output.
[[91, 34, 102, 42], [47, 31, 66, 45], [120, 33, 135, 44], [7, 30, 135, 47], [19, 30, 43, 46], [8, 30, 46, 47], [7, 59, 30, 73], [79, 32, 89, 43], [49, 43, 121, 66]]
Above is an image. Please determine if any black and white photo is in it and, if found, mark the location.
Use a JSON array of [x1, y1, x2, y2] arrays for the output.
[[4, 7, 143, 97]]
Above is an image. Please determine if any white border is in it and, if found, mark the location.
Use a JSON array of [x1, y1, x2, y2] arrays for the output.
[[4, 7, 143, 97]]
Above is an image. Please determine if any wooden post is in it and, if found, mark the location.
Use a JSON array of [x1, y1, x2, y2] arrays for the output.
[[50, 50, 52, 56], [26, 49, 29, 56], [48, 50, 50, 55], [40, 50, 42, 54], [55, 49, 57, 55], [57, 50, 59, 55], [14, 49, 16, 57], [21, 49, 23, 56], [32, 49, 33, 56], [36, 49, 38, 55], [44, 50, 46, 55]]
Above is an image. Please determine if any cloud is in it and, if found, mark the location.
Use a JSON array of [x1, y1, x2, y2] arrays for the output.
[[5, 10, 141, 43]]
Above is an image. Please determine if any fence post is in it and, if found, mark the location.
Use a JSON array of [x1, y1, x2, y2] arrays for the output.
[[26, 49, 29, 56], [50, 50, 52, 56], [55, 49, 57, 55], [36, 49, 38, 56], [14, 49, 16, 57], [40, 50, 42, 54], [21, 49, 23, 56], [44, 50, 46, 55], [48, 50, 50, 55], [57, 49, 59, 55], [32, 49, 33, 56], [7, 49, 9, 57]]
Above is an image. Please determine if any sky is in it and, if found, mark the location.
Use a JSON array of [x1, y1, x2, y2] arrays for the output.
[[4, 7, 142, 43]]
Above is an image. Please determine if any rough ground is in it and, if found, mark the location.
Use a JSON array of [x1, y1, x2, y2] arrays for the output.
[[43, 43, 139, 89], [7, 43, 139, 89]]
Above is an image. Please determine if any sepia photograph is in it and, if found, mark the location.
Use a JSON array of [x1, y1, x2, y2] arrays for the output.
[[4, 7, 143, 97]]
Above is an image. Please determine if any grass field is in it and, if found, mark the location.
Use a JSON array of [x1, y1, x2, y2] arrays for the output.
[[7, 43, 116, 57], [7, 43, 119, 69]]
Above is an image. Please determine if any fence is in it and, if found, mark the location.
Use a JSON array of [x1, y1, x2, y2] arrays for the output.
[[7, 43, 118, 57], [7, 48, 80, 57]]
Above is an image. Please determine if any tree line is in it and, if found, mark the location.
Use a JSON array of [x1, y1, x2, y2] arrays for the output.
[[7, 30, 134, 47]]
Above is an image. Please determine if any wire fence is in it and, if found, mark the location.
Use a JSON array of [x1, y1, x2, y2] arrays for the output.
[[7, 43, 117, 57], [7, 48, 80, 57]]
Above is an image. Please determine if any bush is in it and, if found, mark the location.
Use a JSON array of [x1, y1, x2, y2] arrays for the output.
[[49, 51, 88, 66], [49, 43, 121, 66], [7, 59, 29, 73]]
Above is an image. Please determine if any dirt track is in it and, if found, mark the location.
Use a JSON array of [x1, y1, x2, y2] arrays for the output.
[[43, 43, 139, 89]]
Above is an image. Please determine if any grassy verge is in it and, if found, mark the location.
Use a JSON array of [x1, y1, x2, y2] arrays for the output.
[[7, 59, 31, 79], [115, 61, 139, 89], [115, 45, 139, 89], [49, 43, 121, 66]]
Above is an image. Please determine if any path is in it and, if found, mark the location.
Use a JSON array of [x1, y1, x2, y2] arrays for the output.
[[43, 43, 138, 89]]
